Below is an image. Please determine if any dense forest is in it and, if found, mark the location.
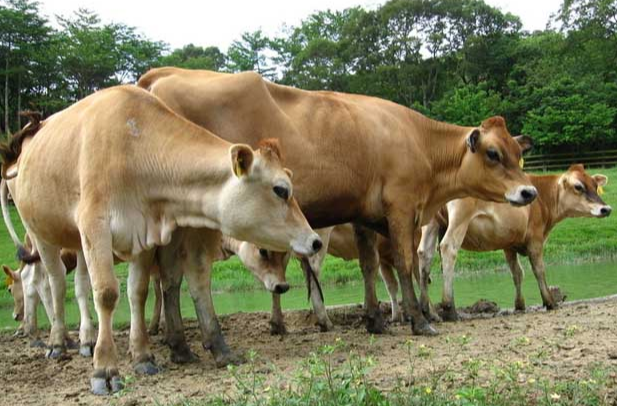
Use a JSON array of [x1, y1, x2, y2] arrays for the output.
[[1, 0, 615, 152]]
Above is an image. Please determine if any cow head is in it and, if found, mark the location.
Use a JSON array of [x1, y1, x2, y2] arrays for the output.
[[3, 264, 24, 322], [237, 243, 291, 294], [460, 116, 537, 206], [219, 138, 322, 256], [558, 164, 611, 218]]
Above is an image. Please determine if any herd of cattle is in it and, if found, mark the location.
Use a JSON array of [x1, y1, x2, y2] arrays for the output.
[[0, 68, 611, 395]]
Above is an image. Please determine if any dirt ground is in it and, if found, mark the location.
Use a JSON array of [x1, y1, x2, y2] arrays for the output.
[[2, 297, 617, 406]]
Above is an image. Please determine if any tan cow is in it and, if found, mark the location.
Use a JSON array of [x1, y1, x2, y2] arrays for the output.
[[414, 164, 611, 320], [138, 68, 537, 344], [0, 85, 321, 395]]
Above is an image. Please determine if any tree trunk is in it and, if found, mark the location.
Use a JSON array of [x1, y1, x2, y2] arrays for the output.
[[4, 56, 9, 134], [16, 72, 21, 129]]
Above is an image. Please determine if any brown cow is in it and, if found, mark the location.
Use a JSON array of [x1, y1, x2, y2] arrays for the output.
[[1, 85, 321, 395], [415, 164, 611, 320], [138, 68, 537, 345]]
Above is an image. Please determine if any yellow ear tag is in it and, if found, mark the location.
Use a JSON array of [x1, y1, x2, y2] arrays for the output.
[[5, 275, 13, 286], [233, 157, 244, 177], [598, 186, 605, 196], [519, 158, 524, 169]]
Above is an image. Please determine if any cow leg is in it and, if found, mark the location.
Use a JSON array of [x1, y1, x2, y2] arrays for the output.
[[528, 247, 556, 310], [387, 212, 437, 336], [32, 239, 68, 358], [183, 243, 242, 368], [128, 250, 160, 375], [269, 293, 287, 335], [417, 221, 441, 322], [157, 236, 199, 364], [379, 263, 401, 322], [439, 216, 471, 322], [75, 251, 96, 357], [504, 249, 526, 311], [301, 257, 333, 332], [148, 266, 163, 336], [353, 224, 385, 334], [76, 213, 122, 395], [23, 277, 43, 345]]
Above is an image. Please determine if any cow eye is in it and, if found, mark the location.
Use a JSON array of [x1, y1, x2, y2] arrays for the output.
[[486, 148, 500, 162], [259, 249, 268, 259], [574, 183, 585, 193], [273, 186, 289, 201]]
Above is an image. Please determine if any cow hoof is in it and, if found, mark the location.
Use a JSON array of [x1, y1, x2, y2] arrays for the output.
[[65, 336, 79, 350], [30, 339, 47, 348], [170, 348, 199, 364], [365, 310, 386, 334], [269, 321, 287, 336], [215, 352, 245, 368], [91, 370, 123, 396], [13, 329, 26, 338], [440, 305, 459, 322], [317, 319, 334, 332], [411, 320, 438, 336], [91, 377, 110, 396], [46, 346, 66, 359], [544, 302, 557, 311], [79, 343, 95, 357], [134, 360, 160, 375]]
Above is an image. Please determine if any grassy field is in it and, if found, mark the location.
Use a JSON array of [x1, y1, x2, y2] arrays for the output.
[[1, 166, 617, 330]]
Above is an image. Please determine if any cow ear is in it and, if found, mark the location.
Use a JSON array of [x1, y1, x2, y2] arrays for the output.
[[513, 135, 533, 154], [230, 144, 255, 178], [2, 265, 16, 284], [593, 174, 608, 187], [466, 129, 481, 153], [284, 168, 293, 180]]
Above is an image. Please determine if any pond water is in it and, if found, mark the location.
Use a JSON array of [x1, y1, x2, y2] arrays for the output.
[[3, 260, 616, 330], [193, 260, 617, 317]]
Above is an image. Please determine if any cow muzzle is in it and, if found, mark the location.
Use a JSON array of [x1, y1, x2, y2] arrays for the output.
[[291, 233, 323, 256], [505, 185, 537, 207], [592, 205, 612, 218]]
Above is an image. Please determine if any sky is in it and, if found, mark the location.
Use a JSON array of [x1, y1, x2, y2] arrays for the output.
[[38, 0, 563, 51]]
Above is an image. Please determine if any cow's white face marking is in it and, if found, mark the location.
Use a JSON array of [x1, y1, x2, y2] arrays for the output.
[[127, 118, 140, 137]]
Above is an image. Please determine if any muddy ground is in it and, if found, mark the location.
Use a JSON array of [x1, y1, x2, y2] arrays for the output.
[[2, 297, 617, 405]]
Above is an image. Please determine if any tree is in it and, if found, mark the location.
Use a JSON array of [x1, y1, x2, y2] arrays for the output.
[[157, 44, 226, 71], [0, 0, 55, 132], [57, 9, 164, 100], [226, 30, 275, 78]]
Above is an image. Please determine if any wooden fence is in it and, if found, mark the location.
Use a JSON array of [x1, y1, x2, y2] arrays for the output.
[[524, 149, 617, 171]]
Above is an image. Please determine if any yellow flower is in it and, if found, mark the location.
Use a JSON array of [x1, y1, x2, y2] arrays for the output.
[[550, 393, 561, 400], [528, 378, 536, 384], [425, 387, 432, 395]]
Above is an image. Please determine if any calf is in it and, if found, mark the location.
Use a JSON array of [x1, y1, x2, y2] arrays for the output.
[[415, 164, 611, 320]]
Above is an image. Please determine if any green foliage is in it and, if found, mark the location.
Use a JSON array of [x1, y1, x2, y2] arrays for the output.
[[1, 0, 616, 153], [156, 44, 226, 71], [432, 83, 503, 126]]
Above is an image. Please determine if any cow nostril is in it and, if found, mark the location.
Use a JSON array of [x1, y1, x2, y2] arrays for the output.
[[274, 283, 290, 294], [312, 239, 323, 252], [601, 206, 612, 216], [521, 188, 537, 201]]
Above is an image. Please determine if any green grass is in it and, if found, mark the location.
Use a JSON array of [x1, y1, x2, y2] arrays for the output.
[[151, 338, 616, 406], [1, 167, 617, 331]]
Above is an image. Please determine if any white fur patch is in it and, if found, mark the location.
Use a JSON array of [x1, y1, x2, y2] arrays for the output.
[[127, 118, 140, 137]]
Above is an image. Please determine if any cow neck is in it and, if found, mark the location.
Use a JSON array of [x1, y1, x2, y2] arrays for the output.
[[221, 235, 242, 255], [414, 114, 469, 212], [143, 119, 233, 231], [529, 174, 562, 234]]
